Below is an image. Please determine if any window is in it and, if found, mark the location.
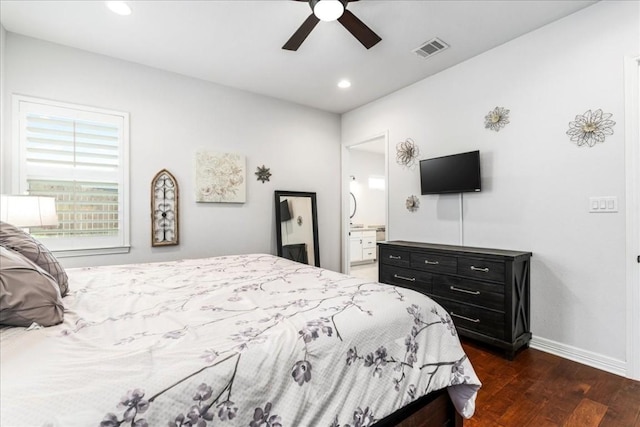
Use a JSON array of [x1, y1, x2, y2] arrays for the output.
[[13, 95, 130, 256]]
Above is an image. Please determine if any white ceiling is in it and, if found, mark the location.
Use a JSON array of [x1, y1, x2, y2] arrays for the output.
[[0, 0, 597, 114]]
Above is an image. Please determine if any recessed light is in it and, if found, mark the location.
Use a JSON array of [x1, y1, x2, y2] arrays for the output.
[[106, 1, 132, 16], [338, 79, 352, 89]]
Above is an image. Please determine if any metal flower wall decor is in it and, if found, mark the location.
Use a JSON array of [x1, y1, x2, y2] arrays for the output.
[[566, 109, 615, 147], [484, 106, 510, 132], [255, 165, 272, 183], [396, 138, 420, 169], [405, 195, 420, 212]]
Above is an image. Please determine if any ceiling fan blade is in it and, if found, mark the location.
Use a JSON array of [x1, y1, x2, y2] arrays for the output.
[[283, 13, 320, 51], [337, 9, 381, 49]]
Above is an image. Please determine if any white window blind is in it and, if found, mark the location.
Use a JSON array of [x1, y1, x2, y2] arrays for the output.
[[13, 96, 130, 254], [25, 114, 120, 170]]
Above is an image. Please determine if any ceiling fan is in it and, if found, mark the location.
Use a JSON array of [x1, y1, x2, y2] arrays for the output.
[[283, 0, 381, 51]]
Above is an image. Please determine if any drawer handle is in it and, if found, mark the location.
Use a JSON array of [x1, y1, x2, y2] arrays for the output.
[[424, 260, 440, 265], [470, 266, 489, 273], [450, 286, 481, 295], [393, 274, 416, 282], [451, 312, 480, 323], [389, 255, 402, 260]]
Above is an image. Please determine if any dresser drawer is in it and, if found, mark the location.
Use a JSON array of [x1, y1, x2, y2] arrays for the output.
[[457, 257, 505, 282], [436, 299, 505, 340], [362, 247, 376, 260], [362, 236, 376, 249], [411, 252, 457, 274], [432, 275, 504, 311], [379, 265, 432, 294], [380, 247, 411, 267]]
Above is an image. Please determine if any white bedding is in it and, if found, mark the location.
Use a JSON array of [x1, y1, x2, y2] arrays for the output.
[[0, 254, 480, 426]]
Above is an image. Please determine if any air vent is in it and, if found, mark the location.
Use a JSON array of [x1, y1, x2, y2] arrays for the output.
[[412, 37, 449, 59]]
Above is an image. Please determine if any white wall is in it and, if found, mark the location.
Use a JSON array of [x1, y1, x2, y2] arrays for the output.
[[342, 1, 638, 371], [349, 149, 385, 227], [0, 24, 6, 195], [1, 34, 342, 271]]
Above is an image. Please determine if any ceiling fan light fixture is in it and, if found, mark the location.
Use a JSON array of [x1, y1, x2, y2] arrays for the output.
[[312, 0, 345, 22], [284, 0, 380, 51], [105, 1, 132, 16]]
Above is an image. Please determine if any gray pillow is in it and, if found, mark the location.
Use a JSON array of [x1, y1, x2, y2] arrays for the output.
[[0, 221, 68, 297], [0, 246, 64, 327]]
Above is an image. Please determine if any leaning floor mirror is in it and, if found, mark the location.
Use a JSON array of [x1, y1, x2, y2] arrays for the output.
[[275, 191, 320, 267]]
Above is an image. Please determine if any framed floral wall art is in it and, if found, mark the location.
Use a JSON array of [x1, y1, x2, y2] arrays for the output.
[[195, 151, 246, 203]]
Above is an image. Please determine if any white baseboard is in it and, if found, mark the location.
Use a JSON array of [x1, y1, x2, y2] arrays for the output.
[[530, 336, 627, 378]]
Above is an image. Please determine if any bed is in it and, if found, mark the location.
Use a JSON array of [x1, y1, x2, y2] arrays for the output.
[[0, 252, 480, 426]]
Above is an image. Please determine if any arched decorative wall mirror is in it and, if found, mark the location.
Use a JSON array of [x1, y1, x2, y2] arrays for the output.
[[275, 191, 320, 267]]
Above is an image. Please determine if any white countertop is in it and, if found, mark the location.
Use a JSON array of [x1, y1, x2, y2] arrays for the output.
[[350, 226, 378, 232]]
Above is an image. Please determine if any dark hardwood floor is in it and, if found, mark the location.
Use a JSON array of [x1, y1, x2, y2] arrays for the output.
[[461, 340, 640, 426]]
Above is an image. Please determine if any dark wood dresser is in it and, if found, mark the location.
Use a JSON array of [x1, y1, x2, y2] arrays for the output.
[[378, 241, 532, 359]]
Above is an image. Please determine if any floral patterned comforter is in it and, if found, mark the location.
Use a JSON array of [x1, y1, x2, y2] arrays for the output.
[[0, 254, 480, 427]]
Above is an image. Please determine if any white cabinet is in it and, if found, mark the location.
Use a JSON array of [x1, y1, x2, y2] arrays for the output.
[[350, 229, 377, 264], [350, 237, 364, 263]]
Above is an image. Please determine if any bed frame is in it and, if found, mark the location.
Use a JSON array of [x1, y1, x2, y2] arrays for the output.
[[374, 388, 463, 427]]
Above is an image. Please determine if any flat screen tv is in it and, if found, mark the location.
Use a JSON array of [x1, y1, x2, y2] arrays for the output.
[[420, 150, 481, 194]]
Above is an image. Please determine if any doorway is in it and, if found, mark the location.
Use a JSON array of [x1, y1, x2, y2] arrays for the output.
[[343, 132, 389, 280]]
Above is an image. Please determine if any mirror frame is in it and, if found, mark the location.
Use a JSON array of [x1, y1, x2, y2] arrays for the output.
[[275, 191, 320, 267], [350, 192, 357, 219]]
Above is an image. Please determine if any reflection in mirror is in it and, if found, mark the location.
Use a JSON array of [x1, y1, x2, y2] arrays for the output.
[[275, 191, 320, 267]]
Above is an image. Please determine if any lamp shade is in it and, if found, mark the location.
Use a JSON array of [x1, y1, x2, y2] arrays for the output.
[[0, 195, 59, 228]]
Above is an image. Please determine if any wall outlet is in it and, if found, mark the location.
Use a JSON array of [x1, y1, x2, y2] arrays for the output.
[[589, 196, 618, 213]]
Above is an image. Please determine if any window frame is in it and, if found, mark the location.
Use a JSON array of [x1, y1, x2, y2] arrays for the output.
[[11, 95, 130, 257]]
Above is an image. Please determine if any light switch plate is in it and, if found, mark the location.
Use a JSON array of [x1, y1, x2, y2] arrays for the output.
[[589, 196, 618, 213]]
